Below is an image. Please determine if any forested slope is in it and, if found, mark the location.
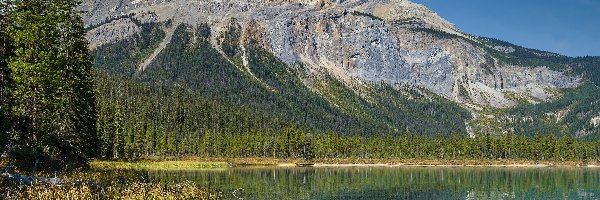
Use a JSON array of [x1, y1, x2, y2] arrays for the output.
[[92, 22, 471, 142], [89, 18, 600, 160]]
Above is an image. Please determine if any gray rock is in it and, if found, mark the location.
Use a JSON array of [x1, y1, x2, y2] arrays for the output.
[[80, 0, 581, 108]]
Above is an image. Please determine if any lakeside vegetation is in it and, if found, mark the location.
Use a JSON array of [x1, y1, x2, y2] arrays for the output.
[[0, 164, 222, 199], [91, 160, 228, 171], [5, 159, 599, 200], [5, 157, 598, 200], [1, 181, 220, 200]]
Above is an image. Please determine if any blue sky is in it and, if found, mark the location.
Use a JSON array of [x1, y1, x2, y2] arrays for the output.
[[411, 0, 600, 57]]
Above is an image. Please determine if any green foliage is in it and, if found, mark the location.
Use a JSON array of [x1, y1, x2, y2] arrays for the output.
[[313, 75, 470, 135], [350, 11, 383, 21], [3, 0, 98, 170], [0, 0, 12, 154], [92, 22, 165, 76], [196, 22, 211, 41], [484, 83, 600, 138], [570, 56, 600, 86], [245, 45, 387, 135], [220, 18, 242, 58], [391, 17, 424, 26], [369, 84, 471, 135], [138, 24, 280, 110], [95, 71, 295, 159], [312, 75, 391, 133], [92, 96, 600, 161], [410, 27, 462, 40]]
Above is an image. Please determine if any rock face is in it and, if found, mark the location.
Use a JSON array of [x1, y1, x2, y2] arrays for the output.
[[86, 18, 140, 50], [80, 0, 581, 108], [593, 116, 600, 128]]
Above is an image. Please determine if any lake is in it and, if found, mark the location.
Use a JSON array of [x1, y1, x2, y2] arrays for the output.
[[146, 167, 600, 199]]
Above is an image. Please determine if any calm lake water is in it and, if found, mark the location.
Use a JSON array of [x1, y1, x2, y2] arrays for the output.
[[146, 167, 600, 200]]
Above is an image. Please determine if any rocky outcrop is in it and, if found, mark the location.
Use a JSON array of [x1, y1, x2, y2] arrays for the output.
[[593, 116, 600, 128], [85, 18, 140, 50], [80, 0, 581, 108], [1, 166, 63, 185]]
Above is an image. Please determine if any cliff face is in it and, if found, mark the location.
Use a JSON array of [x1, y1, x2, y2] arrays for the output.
[[80, 0, 580, 109]]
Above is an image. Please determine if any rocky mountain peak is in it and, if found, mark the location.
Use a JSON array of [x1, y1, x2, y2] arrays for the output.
[[81, 0, 581, 109]]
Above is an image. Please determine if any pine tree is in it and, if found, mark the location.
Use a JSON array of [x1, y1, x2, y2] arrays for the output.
[[0, 0, 13, 154], [6, 0, 97, 170]]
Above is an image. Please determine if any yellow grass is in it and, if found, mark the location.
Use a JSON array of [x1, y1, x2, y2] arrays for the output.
[[93, 157, 600, 168], [90, 160, 228, 171], [1, 181, 221, 200]]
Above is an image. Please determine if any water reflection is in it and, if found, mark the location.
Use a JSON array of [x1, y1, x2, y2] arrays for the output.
[[147, 167, 600, 200]]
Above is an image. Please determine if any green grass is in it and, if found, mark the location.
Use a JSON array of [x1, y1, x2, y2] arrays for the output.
[[91, 160, 229, 171]]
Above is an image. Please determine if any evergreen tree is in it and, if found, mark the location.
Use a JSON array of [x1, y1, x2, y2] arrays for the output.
[[6, 0, 97, 170], [0, 0, 13, 154]]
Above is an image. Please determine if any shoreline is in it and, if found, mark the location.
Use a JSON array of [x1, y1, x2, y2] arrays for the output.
[[276, 163, 600, 168], [90, 158, 600, 170]]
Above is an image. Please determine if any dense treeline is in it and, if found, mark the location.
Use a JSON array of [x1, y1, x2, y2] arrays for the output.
[[95, 70, 600, 162], [95, 71, 296, 158], [0, 0, 97, 170]]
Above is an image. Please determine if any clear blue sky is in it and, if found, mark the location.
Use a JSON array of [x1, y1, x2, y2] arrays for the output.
[[412, 0, 600, 57]]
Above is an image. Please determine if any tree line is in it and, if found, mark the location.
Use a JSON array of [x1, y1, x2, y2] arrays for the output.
[[96, 70, 600, 162]]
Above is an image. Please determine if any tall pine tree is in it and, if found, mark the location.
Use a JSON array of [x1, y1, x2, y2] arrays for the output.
[[6, 0, 97, 170], [0, 0, 13, 155]]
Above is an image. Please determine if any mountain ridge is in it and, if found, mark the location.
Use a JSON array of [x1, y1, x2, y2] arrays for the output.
[[81, 0, 600, 137]]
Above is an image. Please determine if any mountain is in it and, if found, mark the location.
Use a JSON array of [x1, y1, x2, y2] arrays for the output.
[[80, 0, 600, 138]]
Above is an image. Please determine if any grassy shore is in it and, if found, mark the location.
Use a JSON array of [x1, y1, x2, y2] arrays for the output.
[[3, 158, 599, 199], [1, 159, 224, 199], [5, 157, 598, 173], [90, 157, 600, 170], [91, 160, 229, 171]]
